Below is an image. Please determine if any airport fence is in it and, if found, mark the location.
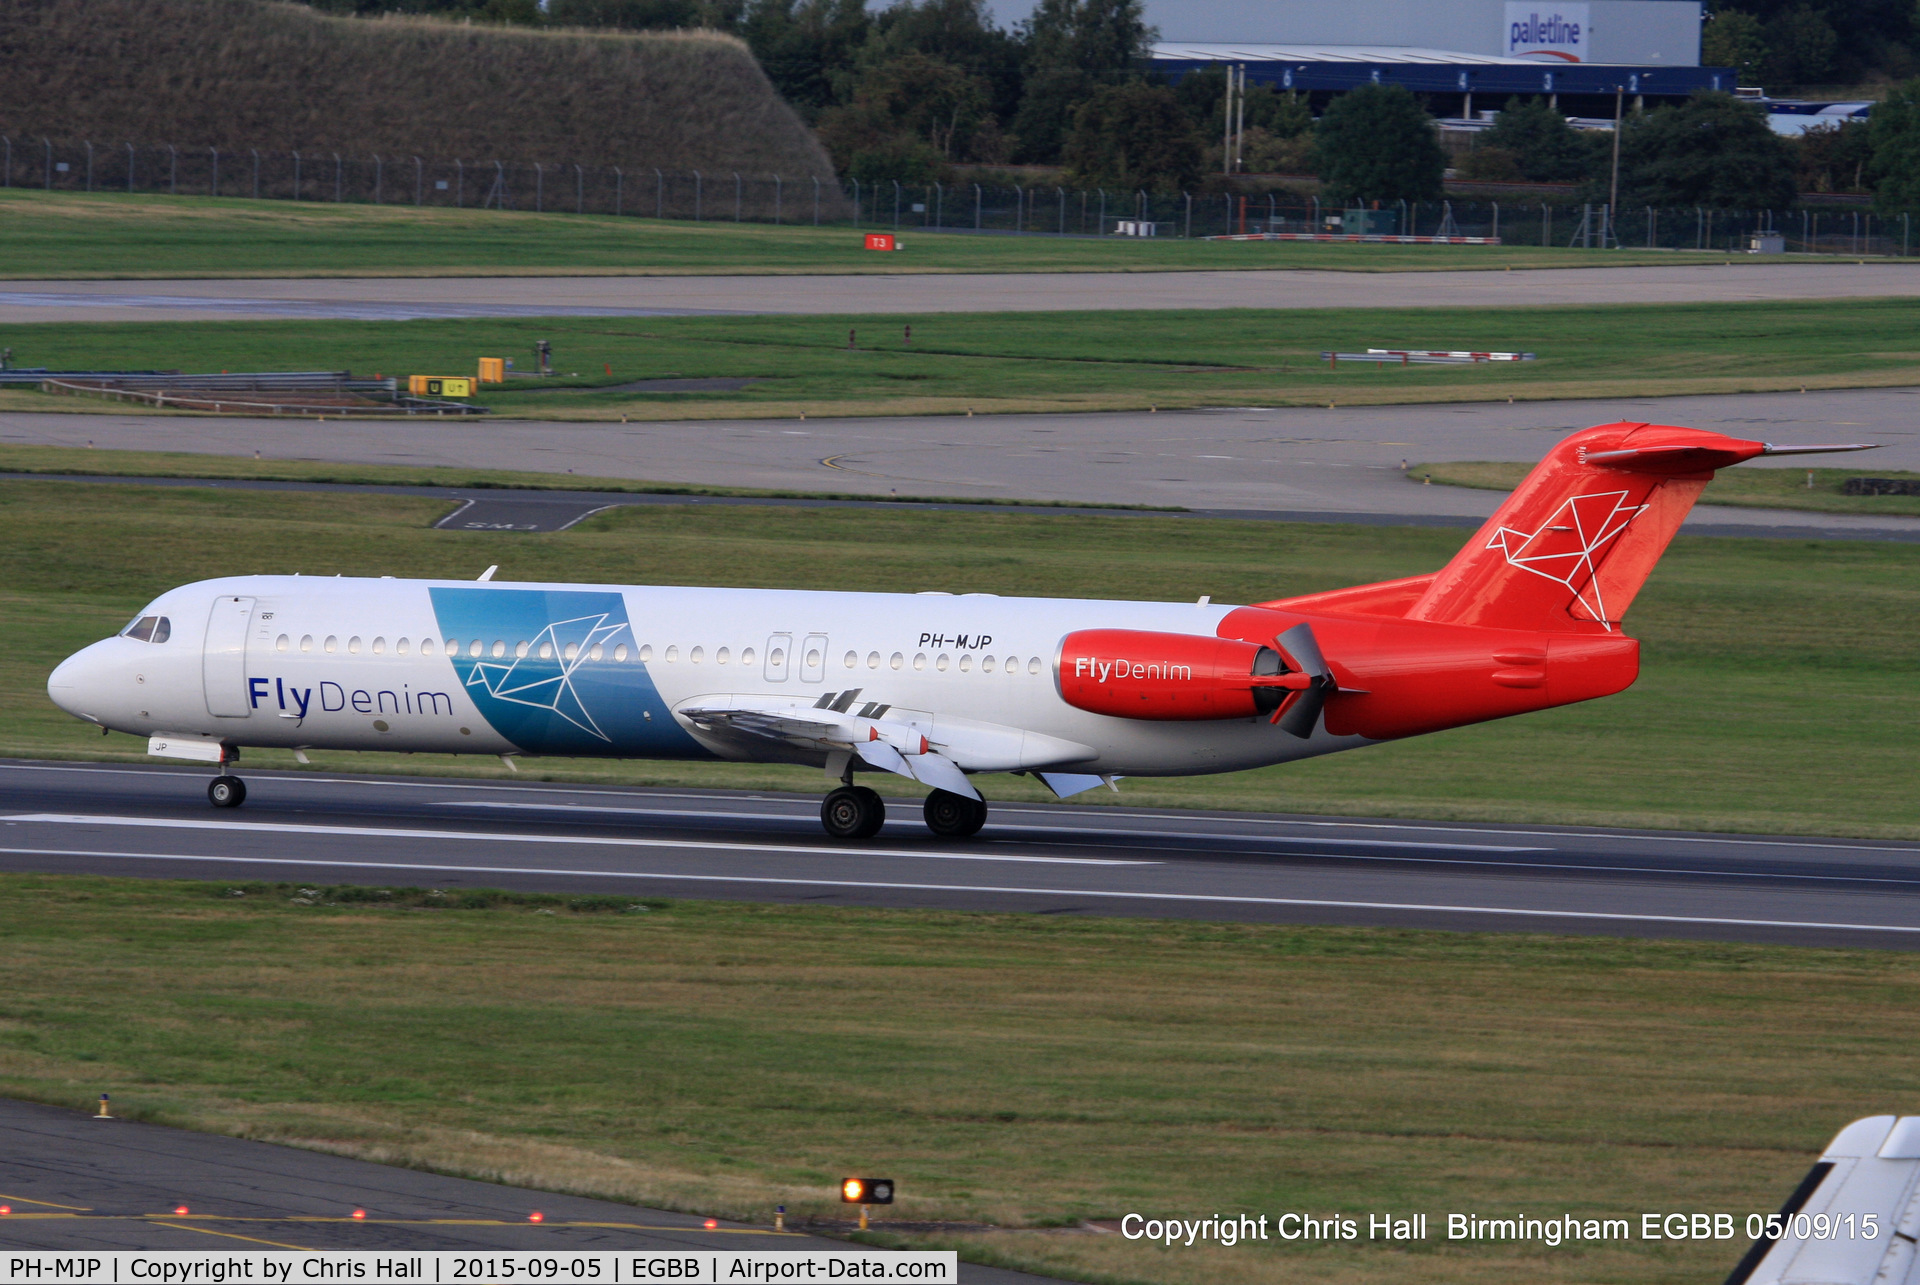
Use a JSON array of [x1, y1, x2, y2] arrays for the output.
[[6, 134, 1911, 256]]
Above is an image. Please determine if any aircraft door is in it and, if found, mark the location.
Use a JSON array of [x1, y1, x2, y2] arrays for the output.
[[203, 595, 256, 717], [800, 633, 828, 683], [764, 633, 792, 682]]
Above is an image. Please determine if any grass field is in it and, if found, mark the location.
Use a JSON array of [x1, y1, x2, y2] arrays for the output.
[[1411, 462, 1920, 518], [7, 297, 1920, 421], [5, 478, 1916, 838], [0, 189, 1837, 278], [1, 875, 1913, 1285]]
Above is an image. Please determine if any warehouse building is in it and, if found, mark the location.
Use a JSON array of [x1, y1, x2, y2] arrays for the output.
[[1106, 0, 1728, 119]]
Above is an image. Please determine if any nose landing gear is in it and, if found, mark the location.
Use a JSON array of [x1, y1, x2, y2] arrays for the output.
[[208, 775, 247, 808]]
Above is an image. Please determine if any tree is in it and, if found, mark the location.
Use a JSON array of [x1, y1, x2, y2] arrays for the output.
[[1473, 96, 1596, 182], [1700, 8, 1767, 82], [1760, 6, 1839, 85], [1609, 92, 1796, 210], [1060, 81, 1200, 191], [736, 0, 871, 121], [815, 51, 1000, 175], [1010, 0, 1153, 162], [859, 0, 1022, 122], [1311, 84, 1445, 204], [1870, 79, 1920, 212], [1794, 120, 1873, 194]]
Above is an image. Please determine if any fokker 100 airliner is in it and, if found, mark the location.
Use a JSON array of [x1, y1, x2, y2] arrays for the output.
[[46, 423, 1868, 838]]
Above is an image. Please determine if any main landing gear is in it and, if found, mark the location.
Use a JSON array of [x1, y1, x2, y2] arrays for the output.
[[818, 784, 989, 839], [207, 775, 247, 808], [922, 789, 986, 839], [821, 785, 885, 839]]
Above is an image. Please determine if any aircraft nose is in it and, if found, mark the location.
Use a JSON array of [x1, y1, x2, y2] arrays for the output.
[[47, 639, 119, 722]]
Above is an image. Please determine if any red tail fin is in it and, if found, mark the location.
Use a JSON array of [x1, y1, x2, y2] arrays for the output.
[[1407, 423, 1795, 632]]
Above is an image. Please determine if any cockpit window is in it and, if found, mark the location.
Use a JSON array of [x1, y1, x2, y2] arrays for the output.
[[123, 616, 171, 644]]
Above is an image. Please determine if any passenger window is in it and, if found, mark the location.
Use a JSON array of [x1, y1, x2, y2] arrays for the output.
[[325, 635, 338, 653], [1027, 657, 1041, 675], [421, 638, 435, 656], [959, 655, 972, 672], [397, 638, 410, 655], [614, 643, 629, 662], [491, 640, 506, 658], [741, 647, 755, 666], [539, 641, 554, 660], [983, 656, 997, 673], [565, 643, 580, 661], [516, 641, 530, 658], [469, 639, 482, 657], [300, 635, 314, 653], [591, 643, 605, 661], [689, 646, 704, 664], [867, 652, 880, 669], [349, 637, 362, 655], [843, 651, 857, 668], [276, 634, 290, 652], [372, 637, 385, 655], [665, 646, 679, 662], [713, 646, 727, 664], [639, 644, 653, 662]]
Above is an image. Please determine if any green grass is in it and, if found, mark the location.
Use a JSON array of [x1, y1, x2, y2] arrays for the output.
[[5, 478, 1917, 837], [1412, 462, 1920, 518], [1, 875, 1915, 1285], [0, 444, 1177, 509], [9, 296, 1920, 421], [0, 188, 1835, 278]]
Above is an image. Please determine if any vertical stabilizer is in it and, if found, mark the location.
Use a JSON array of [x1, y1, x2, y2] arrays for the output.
[[1404, 423, 1866, 633]]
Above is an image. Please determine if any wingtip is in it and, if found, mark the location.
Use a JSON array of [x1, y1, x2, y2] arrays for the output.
[[1760, 442, 1881, 456]]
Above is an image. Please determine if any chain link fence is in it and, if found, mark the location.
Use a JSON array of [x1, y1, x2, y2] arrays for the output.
[[7, 135, 1910, 256]]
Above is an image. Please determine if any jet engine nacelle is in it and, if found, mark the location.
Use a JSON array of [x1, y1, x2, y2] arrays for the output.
[[1055, 629, 1289, 721]]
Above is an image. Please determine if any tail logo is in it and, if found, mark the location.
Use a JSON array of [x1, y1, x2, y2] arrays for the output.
[[1486, 489, 1647, 627], [463, 612, 629, 741]]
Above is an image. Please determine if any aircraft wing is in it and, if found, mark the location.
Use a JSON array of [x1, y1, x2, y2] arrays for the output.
[[1728, 1115, 1920, 1285], [677, 696, 1093, 803]]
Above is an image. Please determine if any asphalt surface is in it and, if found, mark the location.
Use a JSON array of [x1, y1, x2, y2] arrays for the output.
[[2, 262, 1918, 321], [6, 387, 1918, 536], [4, 761, 1919, 950], [0, 1098, 1051, 1279]]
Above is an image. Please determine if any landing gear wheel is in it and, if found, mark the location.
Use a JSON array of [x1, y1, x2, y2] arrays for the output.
[[923, 789, 986, 838], [821, 785, 885, 839], [208, 776, 247, 809]]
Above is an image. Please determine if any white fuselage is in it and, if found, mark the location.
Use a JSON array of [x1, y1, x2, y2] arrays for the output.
[[47, 575, 1367, 779]]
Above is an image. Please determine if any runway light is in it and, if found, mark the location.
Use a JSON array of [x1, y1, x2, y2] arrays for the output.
[[703, 1219, 718, 1229], [528, 1211, 544, 1223], [351, 1209, 366, 1220], [174, 1206, 190, 1216], [1, 1205, 12, 1215]]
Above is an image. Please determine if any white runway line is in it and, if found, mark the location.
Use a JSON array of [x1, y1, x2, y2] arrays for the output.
[[0, 814, 1152, 867], [2, 845, 1917, 936], [441, 801, 1547, 852]]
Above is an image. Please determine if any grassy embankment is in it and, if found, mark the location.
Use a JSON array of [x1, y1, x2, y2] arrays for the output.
[[1411, 461, 1920, 518], [8, 297, 1920, 421], [4, 479, 1915, 838], [3, 875, 1918, 1285], [0, 188, 1844, 278]]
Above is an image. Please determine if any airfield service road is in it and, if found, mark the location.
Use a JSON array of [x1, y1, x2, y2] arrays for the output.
[[4, 762, 1920, 950], [4, 387, 1918, 536], [0, 1097, 1054, 1282], [2, 261, 1919, 322]]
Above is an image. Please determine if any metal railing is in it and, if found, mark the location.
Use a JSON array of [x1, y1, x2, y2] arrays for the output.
[[5, 134, 1908, 255]]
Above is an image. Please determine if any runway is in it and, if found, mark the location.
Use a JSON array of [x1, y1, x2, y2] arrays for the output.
[[0, 1098, 1048, 1281], [2, 261, 1918, 322], [6, 387, 1918, 536], [5, 761, 1919, 950]]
